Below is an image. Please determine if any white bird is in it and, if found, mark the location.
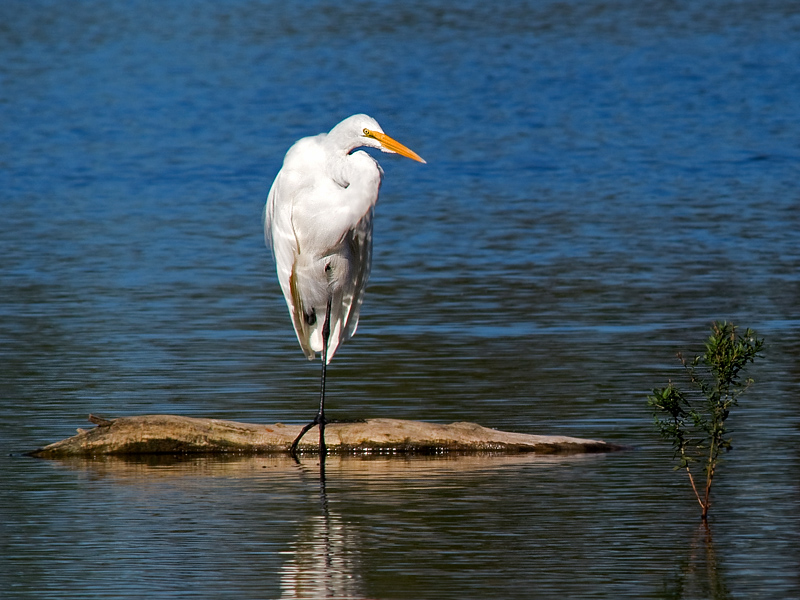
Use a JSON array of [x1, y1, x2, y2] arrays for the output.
[[264, 114, 426, 456]]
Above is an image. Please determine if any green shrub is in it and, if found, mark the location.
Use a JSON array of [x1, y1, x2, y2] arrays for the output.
[[647, 322, 764, 521]]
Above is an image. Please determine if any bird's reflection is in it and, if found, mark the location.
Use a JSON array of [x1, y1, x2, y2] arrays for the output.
[[661, 523, 730, 600], [280, 457, 366, 599]]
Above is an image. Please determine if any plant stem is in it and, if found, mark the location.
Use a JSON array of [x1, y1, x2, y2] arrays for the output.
[[685, 466, 705, 512], [702, 441, 718, 521]]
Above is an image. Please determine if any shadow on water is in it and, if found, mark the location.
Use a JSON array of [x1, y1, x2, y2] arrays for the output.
[[659, 524, 730, 600], [20, 444, 791, 599], [280, 456, 366, 599], [42, 450, 607, 482], [41, 452, 613, 599], [291, 458, 734, 600]]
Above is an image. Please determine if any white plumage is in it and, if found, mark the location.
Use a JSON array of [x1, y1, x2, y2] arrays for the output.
[[263, 114, 425, 453]]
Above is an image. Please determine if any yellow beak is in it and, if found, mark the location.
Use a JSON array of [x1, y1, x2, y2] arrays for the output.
[[369, 130, 427, 164]]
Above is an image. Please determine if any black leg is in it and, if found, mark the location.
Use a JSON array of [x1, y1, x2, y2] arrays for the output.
[[317, 298, 332, 457], [290, 298, 332, 458]]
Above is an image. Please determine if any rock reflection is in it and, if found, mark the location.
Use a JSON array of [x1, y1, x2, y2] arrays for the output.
[[661, 524, 729, 600], [280, 460, 366, 600], [39, 452, 609, 599]]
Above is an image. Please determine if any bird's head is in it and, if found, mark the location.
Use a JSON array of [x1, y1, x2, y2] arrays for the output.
[[333, 114, 426, 164], [361, 126, 426, 164]]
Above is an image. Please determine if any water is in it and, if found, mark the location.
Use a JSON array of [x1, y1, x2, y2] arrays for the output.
[[1, 0, 799, 598]]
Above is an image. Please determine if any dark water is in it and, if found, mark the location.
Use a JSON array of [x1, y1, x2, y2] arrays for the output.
[[2, 1, 799, 598]]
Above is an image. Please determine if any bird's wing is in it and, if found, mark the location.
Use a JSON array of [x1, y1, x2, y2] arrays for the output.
[[325, 207, 374, 362], [264, 169, 316, 360]]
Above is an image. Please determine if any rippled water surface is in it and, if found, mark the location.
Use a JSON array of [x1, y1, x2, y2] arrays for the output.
[[2, 1, 799, 598]]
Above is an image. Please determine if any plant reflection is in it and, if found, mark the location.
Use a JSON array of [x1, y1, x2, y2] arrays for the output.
[[660, 524, 730, 600], [280, 458, 366, 599]]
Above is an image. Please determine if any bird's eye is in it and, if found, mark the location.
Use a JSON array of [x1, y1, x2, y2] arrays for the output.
[[363, 128, 371, 136]]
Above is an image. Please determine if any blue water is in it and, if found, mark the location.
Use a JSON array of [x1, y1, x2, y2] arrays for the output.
[[2, 1, 799, 598]]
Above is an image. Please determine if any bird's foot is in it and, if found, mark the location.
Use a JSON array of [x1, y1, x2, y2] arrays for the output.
[[289, 413, 328, 458]]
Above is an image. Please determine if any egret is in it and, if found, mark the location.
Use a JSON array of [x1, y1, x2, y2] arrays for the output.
[[263, 114, 426, 456]]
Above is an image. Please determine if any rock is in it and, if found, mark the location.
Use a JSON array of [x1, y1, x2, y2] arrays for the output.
[[30, 414, 624, 457]]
